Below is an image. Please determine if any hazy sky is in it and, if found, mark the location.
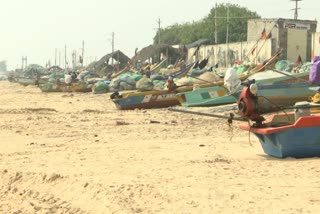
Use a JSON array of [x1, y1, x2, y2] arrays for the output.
[[1, 0, 318, 70]]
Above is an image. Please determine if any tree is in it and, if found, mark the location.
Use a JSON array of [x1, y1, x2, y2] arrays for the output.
[[153, 3, 260, 45]]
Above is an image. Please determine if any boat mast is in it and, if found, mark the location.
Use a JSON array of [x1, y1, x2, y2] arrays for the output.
[[59, 51, 61, 66], [111, 32, 114, 66], [54, 48, 57, 66], [64, 45, 67, 69], [157, 18, 161, 44]]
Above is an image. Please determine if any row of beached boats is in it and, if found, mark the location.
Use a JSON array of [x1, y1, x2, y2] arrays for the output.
[[109, 49, 320, 159], [7, 49, 320, 159], [10, 57, 198, 93], [110, 49, 315, 111]]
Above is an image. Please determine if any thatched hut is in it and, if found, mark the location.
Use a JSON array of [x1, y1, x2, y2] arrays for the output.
[[86, 50, 130, 74], [133, 44, 181, 67]]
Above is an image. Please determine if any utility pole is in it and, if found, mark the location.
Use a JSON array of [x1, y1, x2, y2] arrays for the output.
[[111, 32, 114, 65], [81, 40, 84, 67], [64, 45, 67, 69], [21, 56, 28, 71], [214, 3, 218, 44], [291, 0, 302, 20], [72, 50, 76, 68], [226, 6, 229, 67], [21, 57, 24, 71], [55, 48, 57, 66], [59, 51, 61, 66], [157, 18, 161, 44]]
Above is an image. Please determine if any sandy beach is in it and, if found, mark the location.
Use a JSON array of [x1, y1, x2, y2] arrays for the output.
[[0, 81, 320, 214]]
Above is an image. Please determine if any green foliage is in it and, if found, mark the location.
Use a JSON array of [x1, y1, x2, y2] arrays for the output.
[[153, 3, 260, 45]]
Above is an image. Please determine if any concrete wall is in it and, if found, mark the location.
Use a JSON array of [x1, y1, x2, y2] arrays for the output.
[[187, 18, 317, 67], [247, 19, 280, 47], [187, 39, 274, 68], [312, 32, 320, 59], [247, 18, 317, 61]]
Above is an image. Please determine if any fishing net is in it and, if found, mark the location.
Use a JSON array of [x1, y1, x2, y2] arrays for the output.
[[236, 64, 250, 75], [152, 80, 166, 90], [275, 60, 292, 71], [136, 75, 153, 90], [92, 81, 109, 94], [109, 73, 136, 90], [150, 74, 166, 81]]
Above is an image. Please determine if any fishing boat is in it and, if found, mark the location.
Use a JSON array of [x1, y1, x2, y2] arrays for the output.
[[235, 80, 317, 119], [15, 77, 38, 86], [176, 49, 284, 107], [14, 76, 47, 86], [110, 90, 179, 110], [39, 83, 68, 92], [167, 61, 196, 79], [169, 70, 320, 158], [177, 68, 311, 107], [111, 49, 284, 110], [70, 82, 92, 92], [111, 49, 282, 110], [170, 83, 320, 158], [110, 64, 131, 79], [234, 79, 320, 158], [176, 85, 232, 107], [239, 103, 320, 158], [110, 62, 196, 110], [39, 81, 92, 93], [150, 58, 167, 75]]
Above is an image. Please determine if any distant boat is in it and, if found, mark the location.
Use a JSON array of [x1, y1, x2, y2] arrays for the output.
[[39, 82, 92, 93], [14, 76, 46, 86]]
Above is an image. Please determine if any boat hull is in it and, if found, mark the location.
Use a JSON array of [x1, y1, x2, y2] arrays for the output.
[[39, 82, 91, 93], [176, 86, 235, 107], [240, 113, 320, 158], [177, 69, 310, 107], [175, 50, 284, 107], [255, 82, 316, 113], [254, 127, 320, 158], [15, 77, 46, 86], [111, 62, 195, 110], [112, 91, 179, 110]]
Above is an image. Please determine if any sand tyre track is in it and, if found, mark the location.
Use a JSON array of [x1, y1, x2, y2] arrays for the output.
[[0, 171, 87, 214]]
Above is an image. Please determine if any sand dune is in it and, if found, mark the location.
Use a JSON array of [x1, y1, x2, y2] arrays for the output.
[[0, 81, 319, 213]]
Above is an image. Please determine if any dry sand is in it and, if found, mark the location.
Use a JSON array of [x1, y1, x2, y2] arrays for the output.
[[0, 81, 319, 214]]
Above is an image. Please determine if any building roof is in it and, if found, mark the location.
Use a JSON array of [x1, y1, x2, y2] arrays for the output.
[[249, 18, 317, 25]]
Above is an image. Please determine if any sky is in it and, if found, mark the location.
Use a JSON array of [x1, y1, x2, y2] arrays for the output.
[[0, 0, 319, 70]]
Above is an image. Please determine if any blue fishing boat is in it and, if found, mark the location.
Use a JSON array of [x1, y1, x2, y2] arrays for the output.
[[236, 81, 317, 117], [110, 62, 196, 110], [235, 79, 320, 158], [239, 110, 320, 158], [176, 49, 285, 107], [175, 70, 311, 107], [176, 85, 234, 107], [110, 90, 178, 110], [170, 76, 320, 158]]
